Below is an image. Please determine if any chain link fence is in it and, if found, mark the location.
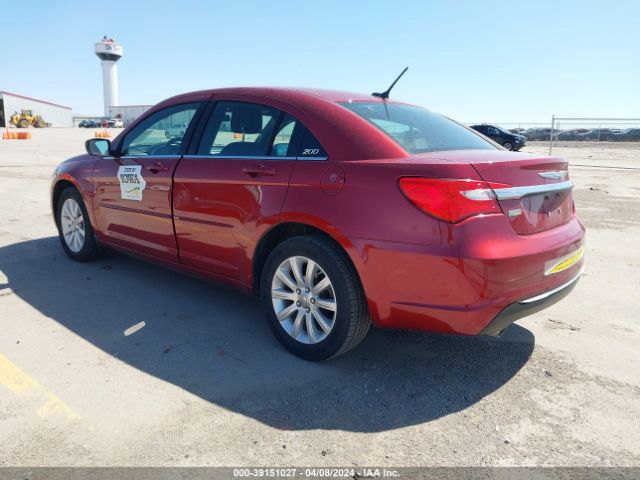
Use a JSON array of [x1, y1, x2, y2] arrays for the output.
[[548, 117, 640, 153], [467, 118, 640, 154]]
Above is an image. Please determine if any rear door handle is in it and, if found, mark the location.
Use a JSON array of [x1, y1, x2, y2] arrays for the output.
[[242, 165, 276, 177], [146, 162, 170, 174]]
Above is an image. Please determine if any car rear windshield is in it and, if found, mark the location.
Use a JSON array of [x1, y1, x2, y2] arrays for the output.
[[340, 102, 496, 154]]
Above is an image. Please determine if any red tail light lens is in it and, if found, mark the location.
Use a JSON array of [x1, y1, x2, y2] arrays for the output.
[[398, 178, 510, 223]]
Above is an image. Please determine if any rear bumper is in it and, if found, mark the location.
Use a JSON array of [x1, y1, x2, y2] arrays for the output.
[[480, 267, 583, 336], [348, 215, 586, 335]]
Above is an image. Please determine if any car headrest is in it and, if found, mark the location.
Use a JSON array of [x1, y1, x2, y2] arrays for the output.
[[231, 108, 262, 134]]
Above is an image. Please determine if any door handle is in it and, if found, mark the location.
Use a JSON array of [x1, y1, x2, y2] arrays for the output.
[[146, 162, 170, 174], [242, 165, 276, 177]]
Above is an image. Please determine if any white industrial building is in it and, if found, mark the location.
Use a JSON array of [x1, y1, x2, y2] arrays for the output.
[[0, 91, 73, 127], [109, 104, 152, 124]]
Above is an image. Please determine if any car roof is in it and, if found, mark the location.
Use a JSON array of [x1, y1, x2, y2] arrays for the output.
[[125, 87, 411, 161], [166, 87, 387, 104]]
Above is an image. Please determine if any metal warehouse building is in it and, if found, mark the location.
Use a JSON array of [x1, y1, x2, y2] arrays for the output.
[[0, 91, 73, 127]]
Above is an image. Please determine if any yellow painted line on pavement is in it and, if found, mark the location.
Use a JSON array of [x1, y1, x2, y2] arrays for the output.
[[36, 391, 81, 419], [0, 352, 81, 420], [0, 353, 40, 392]]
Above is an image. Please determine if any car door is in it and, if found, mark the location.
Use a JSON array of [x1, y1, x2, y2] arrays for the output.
[[92, 102, 203, 262], [172, 101, 306, 282]]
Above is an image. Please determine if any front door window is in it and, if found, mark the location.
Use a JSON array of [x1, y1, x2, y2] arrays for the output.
[[121, 103, 200, 156]]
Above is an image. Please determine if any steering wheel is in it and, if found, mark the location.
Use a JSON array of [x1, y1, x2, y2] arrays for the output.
[[149, 137, 182, 156]]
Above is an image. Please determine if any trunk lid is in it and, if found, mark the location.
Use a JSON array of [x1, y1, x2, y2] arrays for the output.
[[415, 150, 574, 235]]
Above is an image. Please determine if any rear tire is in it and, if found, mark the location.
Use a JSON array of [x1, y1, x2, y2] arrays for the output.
[[18, 119, 29, 128], [260, 236, 370, 360], [55, 187, 101, 262]]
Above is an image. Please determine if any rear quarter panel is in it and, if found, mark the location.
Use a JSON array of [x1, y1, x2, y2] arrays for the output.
[[280, 157, 484, 325], [282, 158, 485, 246]]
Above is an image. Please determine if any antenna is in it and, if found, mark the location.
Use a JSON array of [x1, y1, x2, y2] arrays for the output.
[[372, 67, 409, 100]]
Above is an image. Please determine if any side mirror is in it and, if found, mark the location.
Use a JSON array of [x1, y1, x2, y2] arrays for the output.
[[85, 138, 112, 156]]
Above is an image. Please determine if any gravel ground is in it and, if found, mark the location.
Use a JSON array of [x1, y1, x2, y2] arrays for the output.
[[0, 130, 638, 466]]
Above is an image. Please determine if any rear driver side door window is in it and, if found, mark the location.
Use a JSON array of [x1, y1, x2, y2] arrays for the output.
[[196, 101, 328, 160], [197, 102, 279, 157], [270, 114, 328, 160]]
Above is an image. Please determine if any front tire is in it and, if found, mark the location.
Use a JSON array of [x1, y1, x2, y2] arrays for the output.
[[503, 141, 514, 150], [55, 188, 101, 262], [260, 236, 370, 360]]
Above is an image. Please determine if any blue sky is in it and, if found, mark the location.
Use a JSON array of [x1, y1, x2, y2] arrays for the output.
[[1, 0, 638, 122]]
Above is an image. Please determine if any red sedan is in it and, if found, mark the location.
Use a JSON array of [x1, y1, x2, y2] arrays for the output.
[[51, 87, 585, 360]]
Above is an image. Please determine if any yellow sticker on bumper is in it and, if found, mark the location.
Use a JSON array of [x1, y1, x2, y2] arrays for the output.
[[544, 246, 585, 276]]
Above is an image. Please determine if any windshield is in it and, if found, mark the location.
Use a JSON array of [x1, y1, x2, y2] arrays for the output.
[[340, 102, 495, 154]]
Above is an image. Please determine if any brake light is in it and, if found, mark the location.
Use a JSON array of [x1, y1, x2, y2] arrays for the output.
[[398, 178, 511, 223]]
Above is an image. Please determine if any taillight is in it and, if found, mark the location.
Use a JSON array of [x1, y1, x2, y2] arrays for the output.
[[398, 178, 511, 223]]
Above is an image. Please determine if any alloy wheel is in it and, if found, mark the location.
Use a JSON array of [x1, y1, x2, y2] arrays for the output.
[[60, 198, 85, 253], [271, 256, 337, 344]]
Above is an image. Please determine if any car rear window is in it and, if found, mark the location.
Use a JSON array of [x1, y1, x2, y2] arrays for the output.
[[340, 102, 496, 154]]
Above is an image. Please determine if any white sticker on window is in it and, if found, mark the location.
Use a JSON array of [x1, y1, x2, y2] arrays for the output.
[[118, 165, 147, 201]]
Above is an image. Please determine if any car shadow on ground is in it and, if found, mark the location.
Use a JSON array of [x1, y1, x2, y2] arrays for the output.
[[1, 237, 534, 433]]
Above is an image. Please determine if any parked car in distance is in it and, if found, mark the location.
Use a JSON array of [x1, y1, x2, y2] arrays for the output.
[[51, 87, 585, 360], [107, 119, 124, 128], [78, 120, 98, 128], [524, 128, 555, 141], [509, 128, 526, 135], [469, 124, 526, 151], [612, 128, 640, 142], [577, 128, 615, 141], [165, 122, 188, 138], [556, 129, 590, 141]]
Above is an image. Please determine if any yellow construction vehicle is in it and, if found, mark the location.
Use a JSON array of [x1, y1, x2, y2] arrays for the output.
[[10, 110, 46, 128]]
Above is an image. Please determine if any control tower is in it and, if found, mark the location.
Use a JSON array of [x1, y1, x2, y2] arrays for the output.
[[95, 36, 123, 117]]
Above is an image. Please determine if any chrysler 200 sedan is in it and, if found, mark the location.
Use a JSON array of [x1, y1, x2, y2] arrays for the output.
[[51, 87, 585, 360]]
